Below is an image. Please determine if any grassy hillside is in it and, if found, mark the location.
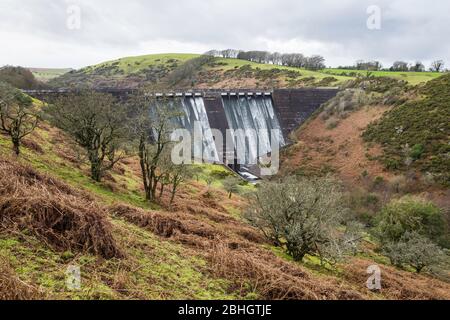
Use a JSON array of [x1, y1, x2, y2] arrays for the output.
[[323, 69, 442, 85], [47, 53, 443, 90], [280, 74, 450, 232], [1, 105, 449, 299], [49, 54, 199, 89], [28, 68, 72, 82], [363, 74, 450, 187], [82, 53, 199, 75]]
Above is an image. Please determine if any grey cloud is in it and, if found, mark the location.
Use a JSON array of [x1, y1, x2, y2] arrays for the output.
[[0, 0, 448, 68]]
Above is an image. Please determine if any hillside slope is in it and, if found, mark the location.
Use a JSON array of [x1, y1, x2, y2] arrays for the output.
[[49, 54, 199, 89], [364, 74, 450, 188], [1, 115, 449, 299], [47, 53, 443, 90], [280, 75, 450, 224]]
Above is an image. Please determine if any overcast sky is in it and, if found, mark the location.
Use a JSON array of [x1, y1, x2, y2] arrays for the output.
[[0, 0, 449, 69]]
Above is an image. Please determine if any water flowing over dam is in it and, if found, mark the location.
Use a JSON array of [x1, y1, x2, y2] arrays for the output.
[[221, 95, 285, 164], [24, 88, 339, 174], [161, 96, 220, 162]]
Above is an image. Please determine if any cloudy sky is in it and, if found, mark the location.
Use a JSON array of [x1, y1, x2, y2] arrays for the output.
[[1, 0, 449, 69]]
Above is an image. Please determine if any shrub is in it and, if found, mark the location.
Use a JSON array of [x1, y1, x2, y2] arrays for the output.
[[410, 144, 425, 160], [245, 176, 361, 263], [210, 169, 233, 180], [382, 232, 445, 273], [325, 118, 339, 130], [375, 196, 448, 247], [222, 176, 241, 199]]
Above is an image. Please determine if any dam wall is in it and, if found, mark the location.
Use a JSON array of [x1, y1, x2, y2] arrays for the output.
[[24, 88, 339, 169], [272, 88, 339, 137]]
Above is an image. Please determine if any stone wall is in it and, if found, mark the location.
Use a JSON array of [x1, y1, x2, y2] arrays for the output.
[[272, 88, 339, 138]]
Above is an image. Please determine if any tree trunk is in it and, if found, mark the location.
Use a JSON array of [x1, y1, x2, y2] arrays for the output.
[[159, 183, 165, 199], [89, 151, 102, 182], [12, 137, 20, 156], [170, 185, 177, 205]]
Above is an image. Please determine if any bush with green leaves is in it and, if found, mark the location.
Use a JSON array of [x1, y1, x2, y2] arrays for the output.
[[245, 176, 362, 263], [375, 196, 448, 247]]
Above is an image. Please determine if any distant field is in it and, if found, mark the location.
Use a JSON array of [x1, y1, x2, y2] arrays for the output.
[[28, 68, 72, 82], [322, 68, 442, 85], [210, 58, 353, 84], [206, 58, 442, 85]]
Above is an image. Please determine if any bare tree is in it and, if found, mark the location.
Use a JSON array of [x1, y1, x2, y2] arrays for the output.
[[208, 49, 326, 70], [46, 90, 127, 182], [128, 90, 182, 202], [0, 82, 40, 155], [430, 60, 445, 72], [168, 162, 190, 206]]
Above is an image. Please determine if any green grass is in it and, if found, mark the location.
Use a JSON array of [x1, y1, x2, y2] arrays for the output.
[[48, 54, 442, 89], [0, 220, 241, 300], [82, 53, 200, 75], [0, 236, 118, 299], [323, 68, 442, 85], [0, 126, 247, 300], [209, 58, 352, 84], [0, 130, 156, 210], [28, 68, 72, 81]]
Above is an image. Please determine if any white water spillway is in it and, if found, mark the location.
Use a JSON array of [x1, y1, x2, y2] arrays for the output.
[[152, 93, 286, 167], [157, 96, 220, 162], [221, 95, 285, 164]]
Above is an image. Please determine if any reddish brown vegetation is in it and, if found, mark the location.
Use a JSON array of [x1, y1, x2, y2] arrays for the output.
[[0, 257, 44, 300], [281, 106, 392, 184], [343, 258, 450, 300], [109, 183, 450, 300], [21, 138, 44, 154], [0, 159, 122, 259], [108, 203, 368, 300]]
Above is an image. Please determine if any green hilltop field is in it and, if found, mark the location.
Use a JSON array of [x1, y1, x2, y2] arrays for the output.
[[47, 53, 444, 89]]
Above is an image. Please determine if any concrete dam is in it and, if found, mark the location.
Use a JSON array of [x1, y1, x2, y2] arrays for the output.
[[25, 88, 339, 175]]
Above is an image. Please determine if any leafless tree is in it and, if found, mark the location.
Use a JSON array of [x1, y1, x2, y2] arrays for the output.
[[0, 82, 40, 155], [46, 90, 127, 182], [355, 60, 382, 71], [430, 60, 445, 72], [128, 90, 182, 202], [410, 61, 425, 72]]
